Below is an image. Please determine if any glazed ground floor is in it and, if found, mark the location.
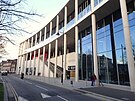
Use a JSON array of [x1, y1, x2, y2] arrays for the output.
[[17, 0, 135, 91]]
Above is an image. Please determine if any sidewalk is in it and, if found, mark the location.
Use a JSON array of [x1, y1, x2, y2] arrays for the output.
[[25, 75, 135, 101], [80, 87, 135, 101]]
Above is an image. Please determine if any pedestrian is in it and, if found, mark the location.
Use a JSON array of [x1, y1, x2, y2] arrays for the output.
[[99, 74, 104, 86], [21, 73, 24, 79], [91, 74, 97, 86], [61, 74, 63, 85]]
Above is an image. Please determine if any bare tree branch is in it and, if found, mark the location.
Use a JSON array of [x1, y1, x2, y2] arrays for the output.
[[0, 0, 22, 6], [0, 0, 42, 57]]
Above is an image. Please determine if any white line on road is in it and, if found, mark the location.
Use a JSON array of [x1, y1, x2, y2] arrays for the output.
[[35, 85, 48, 91], [18, 96, 28, 101], [25, 81, 32, 85], [121, 98, 129, 100], [8, 83, 19, 101], [57, 95, 68, 101], [41, 93, 51, 99]]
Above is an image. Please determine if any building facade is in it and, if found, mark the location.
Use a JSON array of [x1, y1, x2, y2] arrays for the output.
[[1, 59, 17, 73], [17, 0, 135, 91]]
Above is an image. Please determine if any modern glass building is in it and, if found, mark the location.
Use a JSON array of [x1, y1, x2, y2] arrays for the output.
[[17, 0, 135, 91]]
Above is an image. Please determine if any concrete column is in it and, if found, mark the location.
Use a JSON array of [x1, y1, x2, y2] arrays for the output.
[[63, 34, 67, 80], [18, 46, 21, 56], [16, 56, 20, 74], [91, 0, 99, 85], [24, 41, 27, 50], [54, 39, 58, 78], [50, 22, 52, 36], [64, 6, 67, 30], [44, 27, 47, 40], [17, 56, 21, 74], [19, 56, 22, 74], [75, 26, 79, 82], [27, 40, 28, 49], [21, 43, 24, 54], [75, 0, 78, 23], [21, 42, 26, 73], [37, 49, 40, 76], [35, 34, 37, 45], [19, 44, 22, 55], [32, 50, 36, 75], [21, 43, 23, 53], [91, 0, 95, 11], [56, 15, 59, 33], [28, 39, 30, 48], [29, 52, 32, 75], [54, 15, 59, 78], [48, 43, 51, 77], [120, 0, 135, 92], [92, 14, 99, 85], [20, 56, 22, 73], [31, 37, 33, 47], [16, 44, 22, 74], [39, 31, 42, 42], [29, 39, 31, 48], [42, 46, 45, 76], [24, 54, 28, 75], [20, 55, 23, 74], [22, 43, 24, 52], [29, 38, 31, 48], [26, 40, 28, 49], [25, 40, 27, 49], [22, 55, 25, 73]]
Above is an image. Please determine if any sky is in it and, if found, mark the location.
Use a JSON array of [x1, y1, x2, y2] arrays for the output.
[[1, 0, 68, 61]]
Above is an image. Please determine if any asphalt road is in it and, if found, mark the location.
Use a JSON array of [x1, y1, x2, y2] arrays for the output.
[[1, 74, 101, 101]]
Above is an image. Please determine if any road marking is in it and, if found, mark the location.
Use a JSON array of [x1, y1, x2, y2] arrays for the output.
[[18, 96, 28, 101], [57, 95, 68, 101], [121, 98, 129, 100], [25, 81, 32, 85], [74, 89, 123, 101], [41, 93, 51, 99], [35, 85, 48, 91], [9, 83, 18, 101]]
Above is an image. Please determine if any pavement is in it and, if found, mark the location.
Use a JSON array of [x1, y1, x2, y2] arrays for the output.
[[25, 75, 135, 101], [80, 87, 135, 101], [2, 74, 135, 101]]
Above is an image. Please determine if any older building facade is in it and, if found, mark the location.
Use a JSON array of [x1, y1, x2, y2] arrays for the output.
[[17, 0, 135, 91], [1, 59, 17, 73]]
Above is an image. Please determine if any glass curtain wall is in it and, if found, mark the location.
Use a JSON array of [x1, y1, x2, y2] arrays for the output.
[[128, 0, 135, 66], [78, 27, 93, 80], [96, 9, 129, 85], [113, 9, 129, 85], [96, 16, 115, 84], [77, 0, 133, 86]]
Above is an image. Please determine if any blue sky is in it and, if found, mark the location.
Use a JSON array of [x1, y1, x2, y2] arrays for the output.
[[2, 0, 68, 61]]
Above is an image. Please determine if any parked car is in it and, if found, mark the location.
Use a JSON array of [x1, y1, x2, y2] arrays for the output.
[[1, 71, 8, 76]]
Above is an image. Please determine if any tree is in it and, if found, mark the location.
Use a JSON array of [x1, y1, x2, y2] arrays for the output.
[[0, 0, 41, 58]]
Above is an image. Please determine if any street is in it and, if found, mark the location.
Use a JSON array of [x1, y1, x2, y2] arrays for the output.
[[1, 74, 100, 101]]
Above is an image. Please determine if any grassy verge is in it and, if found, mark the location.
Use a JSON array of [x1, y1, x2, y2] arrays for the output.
[[0, 83, 4, 101]]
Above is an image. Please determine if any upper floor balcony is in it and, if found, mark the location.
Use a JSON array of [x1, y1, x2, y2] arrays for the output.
[[94, 0, 104, 7], [66, 18, 75, 30], [78, 4, 91, 20], [23, 0, 109, 54]]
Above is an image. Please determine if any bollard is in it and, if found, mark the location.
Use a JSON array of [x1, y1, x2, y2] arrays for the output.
[[71, 80, 73, 87]]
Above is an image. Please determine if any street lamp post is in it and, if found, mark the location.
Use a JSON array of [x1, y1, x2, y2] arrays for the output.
[[56, 32, 64, 84], [121, 44, 124, 64], [121, 44, 126, 64]]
